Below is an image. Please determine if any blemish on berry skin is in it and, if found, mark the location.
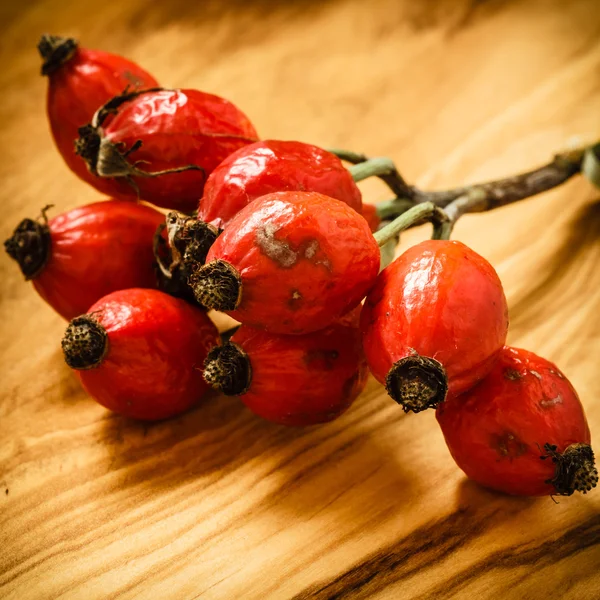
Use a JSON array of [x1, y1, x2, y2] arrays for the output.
[[255, 223, 298, 268], [540, 394, 563, 409], [504, 368, 522, 381], [491, 431, 528, 458], [304, 240, 318, 259], [288, 289, 303, 309]]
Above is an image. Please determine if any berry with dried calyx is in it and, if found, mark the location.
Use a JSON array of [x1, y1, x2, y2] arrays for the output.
[[360, 240, 508, 412], [203, 308, 368, 426], [436, 346, 597, 497], [39, 34, 158, 192], [4, 200, 165, 320], [198, 140, 363, 231], [190, 191, 381, 335], [75, 88, 259, 211], [61, 288, 219, 420]]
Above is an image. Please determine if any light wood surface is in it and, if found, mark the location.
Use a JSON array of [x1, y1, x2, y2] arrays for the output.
[[1, 1, 600, 598]]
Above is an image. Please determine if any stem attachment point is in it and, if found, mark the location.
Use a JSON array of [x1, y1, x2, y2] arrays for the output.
[[385, 354, 448, 412]]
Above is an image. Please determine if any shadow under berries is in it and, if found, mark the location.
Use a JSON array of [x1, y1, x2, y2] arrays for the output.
[[96, 377, 416, 525]]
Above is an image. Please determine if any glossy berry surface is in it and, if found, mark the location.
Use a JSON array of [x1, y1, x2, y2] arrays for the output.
[[198, 140, 362, 230], [5, 200, 165, 320], [62, 288, 219, 420], [41, 35, 158, 194], [436, 347, 597, 496], [361, 240, 508, 409], [194, 191, 380, 335], [76, 88, 259, 211], [204, 307, 368, 426]]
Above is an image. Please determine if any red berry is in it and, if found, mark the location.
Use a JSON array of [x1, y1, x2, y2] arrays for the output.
[[190, 191, 381, 334], [360, 240, 508, 412], [61, 289, 219, 420], [203, 308, 368, 426], [198, 140, 362, 230], [4, 200, 165, 320], [75, 88, 259, 212], [38, 35, 158, 193], [436, 347, 597, 496], [360, 203, 381, 233]]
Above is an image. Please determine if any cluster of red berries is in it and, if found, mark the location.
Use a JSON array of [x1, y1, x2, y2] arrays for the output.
[[5, 35, 597, 499]]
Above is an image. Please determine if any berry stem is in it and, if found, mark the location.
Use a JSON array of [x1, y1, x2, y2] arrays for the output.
[[373, 202, 448, 247], [329, 149, 412, 198], [334, 143, 598, 239]]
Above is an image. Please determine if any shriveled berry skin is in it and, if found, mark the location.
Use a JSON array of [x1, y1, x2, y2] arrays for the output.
[[198, 140, 362, 229], [76, 89, 259, 211], [11, 200, 164, 320], [215, 308, 368, 426], [436, 347, 594, 496], [203, 191, 380, 334], [72, 289, 218, 420], [361, 240, 508, 397], [44, 43, 158, 195]]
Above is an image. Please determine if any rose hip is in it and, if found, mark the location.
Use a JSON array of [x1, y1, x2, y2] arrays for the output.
[[190, 191, 381, 335], [75, 88, 259, 211], [4, 200, 165, 320], [38, 35, 158, 192], [198, 140, 362, 230], [361, 240, 508, 412], [436, 346, 597, 496], [203, 308, 368, 426], [61, 288, 219, 420]]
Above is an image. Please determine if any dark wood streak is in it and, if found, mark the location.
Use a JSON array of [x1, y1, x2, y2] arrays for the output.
[[412, 514, 600, 600], [292, 507, 499, 600]]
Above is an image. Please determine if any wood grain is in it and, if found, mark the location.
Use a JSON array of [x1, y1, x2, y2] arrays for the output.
[[1, 0, 600, 598]]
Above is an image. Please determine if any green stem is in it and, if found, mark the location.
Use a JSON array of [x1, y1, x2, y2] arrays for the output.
[[329, 148, 412, 198], [375, 197, 414, 220], [349, 157, 397, 182], [373, 202, 449, 247]]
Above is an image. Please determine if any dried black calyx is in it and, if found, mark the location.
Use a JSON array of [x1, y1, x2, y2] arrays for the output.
[[62, 316, 109, 370], [167, 212, 220, 268], [385, 354, 448, 413], [203, 343, 251, 396], [154, 215, 221, 307], [38, 34, 78, 76], [189, 259, 242, 311], [540, 443, 598, 496], [4, 206, 52, 280]]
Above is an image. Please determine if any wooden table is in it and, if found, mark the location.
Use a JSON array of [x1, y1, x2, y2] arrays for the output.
[[1, 1, 599, 598]]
